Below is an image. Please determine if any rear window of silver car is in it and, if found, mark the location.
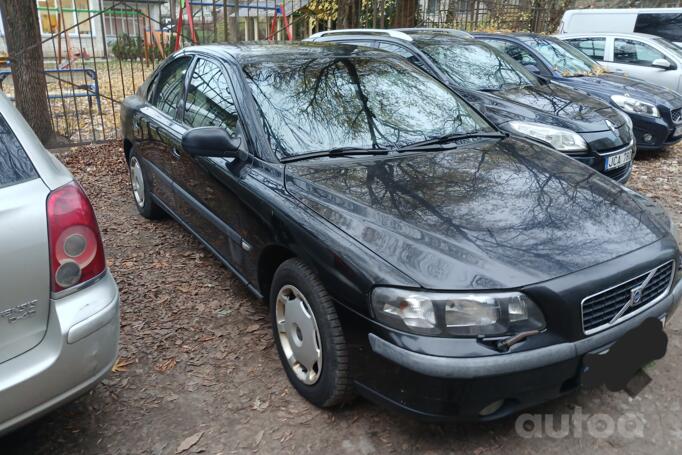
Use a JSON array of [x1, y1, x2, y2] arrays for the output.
[[0, 113, 38, 188]]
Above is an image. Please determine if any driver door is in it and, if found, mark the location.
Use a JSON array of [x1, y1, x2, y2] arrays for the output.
[[174, 57, 247, 271]]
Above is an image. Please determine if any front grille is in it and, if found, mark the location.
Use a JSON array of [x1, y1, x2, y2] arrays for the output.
[[603, 162, 631, 182], [581, 261, 675, 334], [672, 108, 682, 124]]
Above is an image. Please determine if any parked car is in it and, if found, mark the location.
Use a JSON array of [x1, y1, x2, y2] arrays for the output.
[[306, 29, 636, 183], [476, 33, 682, 151], [0, 94, 119, 435], [559, 8, 682, 47], [558, 32, 682, 92], [121, 42, 682, 420]]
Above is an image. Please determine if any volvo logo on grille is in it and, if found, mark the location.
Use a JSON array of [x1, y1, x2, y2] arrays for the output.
[[631, 288, 643, 306]]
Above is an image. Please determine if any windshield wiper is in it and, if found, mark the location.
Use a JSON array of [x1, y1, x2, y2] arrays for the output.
[[397, 132, 506, 151], [280, 146, 390, 163]]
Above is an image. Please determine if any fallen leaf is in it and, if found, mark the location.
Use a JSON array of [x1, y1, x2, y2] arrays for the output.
[[176, 431, 203, 453], [112, 357, 135, 373], [246, 323, 260, 333], [155, 357, 177, 373]]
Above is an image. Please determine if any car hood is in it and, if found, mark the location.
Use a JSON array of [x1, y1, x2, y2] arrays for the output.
[[460, 83, 626, 133], [285, 137, 667, 290], [560, 73, 682, 108]]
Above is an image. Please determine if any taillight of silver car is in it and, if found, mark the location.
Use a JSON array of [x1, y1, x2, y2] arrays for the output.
[[46, 181, 106, 293]]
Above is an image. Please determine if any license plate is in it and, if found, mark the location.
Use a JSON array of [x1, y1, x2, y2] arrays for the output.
[[605, 150, 632, 171], [675, 126, 682, 137], [581, 318, 667, 392]]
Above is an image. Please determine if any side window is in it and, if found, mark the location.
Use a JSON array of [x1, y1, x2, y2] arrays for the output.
[[613, 39, 665, 66], [566, 37, 606, 60], [184, 59, 239, 134], [635, 13, 682, 43], [486, 40, 539, 67], [152, 57, 191, 118], [376, 42, 425, 68], [0, 114, 38, 188]]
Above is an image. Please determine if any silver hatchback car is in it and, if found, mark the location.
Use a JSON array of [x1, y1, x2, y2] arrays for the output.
[[0, 94, 119, 435]]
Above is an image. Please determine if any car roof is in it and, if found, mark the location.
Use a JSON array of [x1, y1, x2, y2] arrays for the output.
[[177, 41, 388, 64]]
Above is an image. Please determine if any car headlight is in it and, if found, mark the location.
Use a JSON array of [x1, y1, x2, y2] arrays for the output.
[[372, 287, 546, 337], [619, 109, 634, 130], [507, 121, 588, 152], [611, 95, 660, 118]]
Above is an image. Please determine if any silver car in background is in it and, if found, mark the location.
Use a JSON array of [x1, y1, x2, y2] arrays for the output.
[[0, 94, 119, 436]]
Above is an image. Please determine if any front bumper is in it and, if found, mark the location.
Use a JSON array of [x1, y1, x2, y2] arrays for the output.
[[567, 141, 634, 184], [0, 271, 119, 436], [346, 273, 682, 422], [631, 113, 682, 151]]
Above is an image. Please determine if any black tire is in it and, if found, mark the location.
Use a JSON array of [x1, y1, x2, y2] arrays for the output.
[[270, 258, 353, 407], [128, 149, 164, 220]]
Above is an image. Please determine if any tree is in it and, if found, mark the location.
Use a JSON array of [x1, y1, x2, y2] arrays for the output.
[[0, 0, 56, 146], [393, 0, 417, 28], [337, 0, 361, 28]]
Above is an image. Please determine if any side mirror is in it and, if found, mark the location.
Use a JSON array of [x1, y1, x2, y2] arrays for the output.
[[182, 127, 241, 158], [652, 58, 675, 70]]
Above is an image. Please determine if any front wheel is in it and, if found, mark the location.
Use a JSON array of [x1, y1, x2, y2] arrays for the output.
[[270, 258, 353, 407]]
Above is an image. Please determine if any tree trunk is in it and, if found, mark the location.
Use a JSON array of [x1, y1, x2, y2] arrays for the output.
[[394, 0, 418, 28], [337, 0, 361, 29], [0, 0, 56, 146], [228, 0, 240, 42]]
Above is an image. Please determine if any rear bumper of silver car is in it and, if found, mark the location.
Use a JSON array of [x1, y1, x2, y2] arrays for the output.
[[0, 270, 119, 436]]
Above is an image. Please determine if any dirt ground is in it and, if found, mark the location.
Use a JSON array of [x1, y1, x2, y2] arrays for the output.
[[3, 143, 682, 455]]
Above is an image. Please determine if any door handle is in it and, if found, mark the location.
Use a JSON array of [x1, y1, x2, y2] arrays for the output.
[[171, 147, 181, 159]]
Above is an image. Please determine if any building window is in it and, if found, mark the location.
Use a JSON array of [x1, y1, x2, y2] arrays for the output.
[[103, 9, 143, 37], [38, 0, 92, 35]]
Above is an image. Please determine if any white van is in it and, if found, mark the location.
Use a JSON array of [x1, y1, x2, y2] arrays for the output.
[[559, 8, 682, 47]]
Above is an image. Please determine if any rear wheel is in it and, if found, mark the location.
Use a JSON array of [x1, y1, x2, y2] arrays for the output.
[[128, 150, 164, 220], [270, 258, 353, 407]]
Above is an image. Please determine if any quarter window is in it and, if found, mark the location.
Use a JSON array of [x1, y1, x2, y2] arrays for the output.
[[184, 59, 239, 134], [613, 39, 666, 66], [152, 57, 191, 118], [0, 114, 38, 188], [566, 38, 606, 60]]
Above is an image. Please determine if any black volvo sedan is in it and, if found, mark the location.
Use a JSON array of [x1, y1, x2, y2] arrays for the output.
[[306, 30, 636, 183], [121, 42, 682, 420], [475, 33, 682, 152]]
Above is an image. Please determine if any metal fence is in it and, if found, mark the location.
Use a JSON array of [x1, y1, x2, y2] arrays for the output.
[[0, 0, 575, 146]]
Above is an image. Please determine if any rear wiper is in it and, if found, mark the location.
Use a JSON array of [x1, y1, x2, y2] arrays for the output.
[[397, 132, 505, 151], [280, 146, 390, 163]]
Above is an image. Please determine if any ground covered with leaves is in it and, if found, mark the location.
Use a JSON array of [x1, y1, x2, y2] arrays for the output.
[[4, 143, 682, 454]]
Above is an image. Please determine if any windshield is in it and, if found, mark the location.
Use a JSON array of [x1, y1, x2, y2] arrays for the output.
[[522, 37, 599, 76], [414, 40, 535, 90], [242, 55, 493, 160], [651, 37, 682, 59]]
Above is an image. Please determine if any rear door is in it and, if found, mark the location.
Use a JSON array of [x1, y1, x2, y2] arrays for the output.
[[0, 114, 51, 364]]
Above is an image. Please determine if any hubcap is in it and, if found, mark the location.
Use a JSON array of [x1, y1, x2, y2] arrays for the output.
[[275, 285, 322, 385], [130, 157, 145, 208]]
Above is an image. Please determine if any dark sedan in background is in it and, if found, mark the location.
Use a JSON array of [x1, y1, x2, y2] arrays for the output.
[[475, 33, 682, 151], [122, 42, 682, 421], [307, 29, 636, 183]]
